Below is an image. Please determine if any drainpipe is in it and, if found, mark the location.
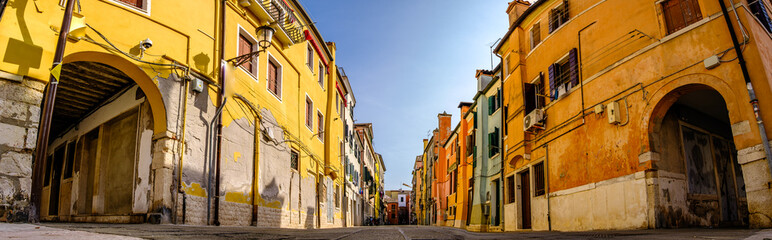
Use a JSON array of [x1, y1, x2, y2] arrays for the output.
[[718, 0, 772, 177], [495, 52, 505, 229], [206, 98, 227, 225], [577, 22, 597, 123], [233, 94, 261, 226], [213, 0, 228, 226], [29, 0, 77, 223], [545, 145, 551, 231], [176, 75, 190, 224]]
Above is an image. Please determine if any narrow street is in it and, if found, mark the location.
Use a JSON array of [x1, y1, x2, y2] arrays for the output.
[[1, 223, 771, 240]]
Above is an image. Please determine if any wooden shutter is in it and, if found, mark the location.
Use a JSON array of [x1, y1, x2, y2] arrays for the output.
[[537, 73, 546, 108], [548, 9, 556, 32], [268, 61, 280, 97], [663, 0, 702, 34], [239, 35, 253, 73], [531, 24, 541, 49], [318, 112, 324, 139], [118, 0, 142, 8], [568, 48, 579, 87], [524, 83, 536, 114], [548, 64, 557, 100], [488, 96, 495, 115]]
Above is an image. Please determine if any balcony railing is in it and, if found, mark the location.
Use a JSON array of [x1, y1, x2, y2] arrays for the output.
[[260, 0, 304, 44]]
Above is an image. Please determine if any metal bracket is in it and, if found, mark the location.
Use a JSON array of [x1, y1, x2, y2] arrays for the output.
[[227, 49, 264, 66]]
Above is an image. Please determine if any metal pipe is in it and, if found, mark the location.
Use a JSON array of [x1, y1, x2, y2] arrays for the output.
[[545, 145, 551, 231], [718, 0, 772, 179], [233, 94, 261, 226], [176, 75, 190, 224], [206, 98, 227, 225], [213, 0, 228, 226], [577, 21, 597, 123], [29, 0, 77, 223]]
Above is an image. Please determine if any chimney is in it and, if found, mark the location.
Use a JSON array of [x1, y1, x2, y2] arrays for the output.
[[507, 1, 531, 27], [438, 112, 452, 143]]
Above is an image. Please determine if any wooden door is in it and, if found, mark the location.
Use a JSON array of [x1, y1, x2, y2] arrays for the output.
[[520, 170, 531, 229]]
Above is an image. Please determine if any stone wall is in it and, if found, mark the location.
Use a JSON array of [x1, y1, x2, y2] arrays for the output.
[[0, 75, 44, 222]]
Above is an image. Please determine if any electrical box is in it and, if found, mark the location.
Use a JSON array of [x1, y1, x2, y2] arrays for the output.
[[704, 55, 720, 70], [192, 78, 205, 93], [594, 104, 605, 114], [608, 101, 621, 124]]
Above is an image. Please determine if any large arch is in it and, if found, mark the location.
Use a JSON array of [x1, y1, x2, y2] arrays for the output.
[[639, 73, 747, 154], [62, 51, 168, 135]]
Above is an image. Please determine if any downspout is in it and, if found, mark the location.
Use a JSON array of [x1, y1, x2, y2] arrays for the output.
[[213, 0, 228, 226], [207, 98, 227, 225], [177, 74, 190, 224], [233, 94, 261, 226], [577, 22, 597, 123], [30, 0, 77, 223], [495, 53, 505, 229], [718, 0, 772, 177], [545, 145, 551, 231]]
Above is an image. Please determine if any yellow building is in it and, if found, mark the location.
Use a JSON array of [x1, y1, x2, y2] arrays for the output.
[[498, 0, 772, 231], [0, 0, 361, 227]]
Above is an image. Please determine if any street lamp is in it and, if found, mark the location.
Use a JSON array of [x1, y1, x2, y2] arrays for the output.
[[227, 25, 275, 66]]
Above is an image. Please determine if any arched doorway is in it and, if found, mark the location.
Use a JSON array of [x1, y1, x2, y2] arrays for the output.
[[649, 84, 748, 228], [36, 52, 167, 223]]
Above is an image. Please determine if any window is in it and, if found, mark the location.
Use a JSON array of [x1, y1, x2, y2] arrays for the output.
[[748, 0, 772, 33], [115, 0, 144, 9], [662, 0, 703, 34], [524, 73, 546, 114], [335, 185, 340, 208], [548, 48, 578, 100], [488, 127, 500, 157], [238, 33, 257, 76], [534, 162, 545, 197], [267, 55, 282, 99], [466, 131, 475, 157], [530, 23, 541, 50], [506, 175, 515, 203], [307, 43, 314, 70], [305, 97, 313, 129], [318, 62, 325, 88], [549, 1, 569, 33], [488, 89, 502, 115], [290, 149, 299, 171], [317, 111, 324, 140]]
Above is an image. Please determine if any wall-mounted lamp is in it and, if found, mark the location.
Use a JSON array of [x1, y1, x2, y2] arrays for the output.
[[227, 25, 275, 66]]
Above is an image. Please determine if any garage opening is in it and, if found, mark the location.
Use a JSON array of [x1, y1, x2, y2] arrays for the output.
[[39, 61, 153, 223], [653, 86, 748, 228]]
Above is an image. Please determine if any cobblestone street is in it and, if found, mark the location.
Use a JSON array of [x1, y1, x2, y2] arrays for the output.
[[1, 223, 771, 240]]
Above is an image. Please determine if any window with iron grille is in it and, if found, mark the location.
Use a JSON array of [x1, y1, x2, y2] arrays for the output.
[[290, 149, 299, 171], [530, 23, 541, 50], [749, 0, 772, 33], [534, 162, 546, 196], [507, 175, 515, 203], [662, 0, 703, 34], [335, 185, 340, 208], [548, 48, 578, 100], [549, 1, 569, 33]]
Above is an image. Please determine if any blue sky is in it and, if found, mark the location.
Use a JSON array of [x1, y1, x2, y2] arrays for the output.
[[299, 0, 513, 190]]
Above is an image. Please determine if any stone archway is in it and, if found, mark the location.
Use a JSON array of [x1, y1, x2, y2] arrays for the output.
[[641, 76, 753, 228], [62, 51, 167, 135]]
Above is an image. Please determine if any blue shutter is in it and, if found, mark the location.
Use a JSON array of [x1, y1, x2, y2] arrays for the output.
[[569, 48, 579, 87], [548, 63, 557, 100]]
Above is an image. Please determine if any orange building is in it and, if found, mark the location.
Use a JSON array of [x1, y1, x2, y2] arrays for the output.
[[498, 0, 772, 231]]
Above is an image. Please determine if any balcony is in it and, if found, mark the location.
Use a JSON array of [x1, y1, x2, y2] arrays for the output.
[[241, 0, 305, 45]]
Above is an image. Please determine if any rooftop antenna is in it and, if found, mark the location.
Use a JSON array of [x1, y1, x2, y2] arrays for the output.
[[490, 38, 502, 69]]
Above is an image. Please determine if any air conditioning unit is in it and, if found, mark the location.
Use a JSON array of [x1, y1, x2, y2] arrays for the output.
[[524, 109, 545, 131]]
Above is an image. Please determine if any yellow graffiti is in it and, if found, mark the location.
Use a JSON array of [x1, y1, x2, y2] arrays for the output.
[[234, 152, 241, 162], [183, 182, 207, 198]]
